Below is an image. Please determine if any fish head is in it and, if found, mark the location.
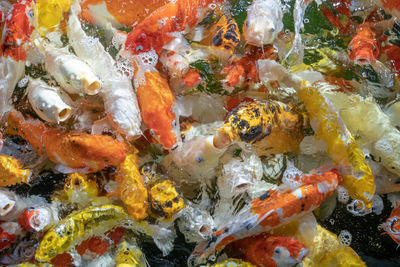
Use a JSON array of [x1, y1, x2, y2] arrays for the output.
[[149, 117, 178, 150], [218, 101, 272, 146], [348, 26, 379, 65], [269, 236, 309, 266], [382, 206, 400, 244], [125, 30, 161, 55]]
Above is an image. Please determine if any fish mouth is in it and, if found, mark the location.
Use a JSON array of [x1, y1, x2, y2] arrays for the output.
[[354, 56, 374, 65], [213, 127, 233, 148]]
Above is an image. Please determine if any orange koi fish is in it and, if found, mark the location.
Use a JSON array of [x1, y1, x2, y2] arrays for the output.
[[189, 169, 341, 264], [81, 0, 168, 27], [384, 45, 400, 75], [226, 233, 309, 267], [136, 71, 177, 149], [222, 45, 278, 88], [7, 110, 128, 172], [1, 0, 33, 117], [0, 0, 33, 61], [125, 0, 224, 56], [382, 205, 400, 244], [348, 22, 379, 65]]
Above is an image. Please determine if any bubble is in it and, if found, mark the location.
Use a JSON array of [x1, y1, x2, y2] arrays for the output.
[[372, 195, 384, 215], [282, 162, 303, 188], [337, 186, 349, 204], [304, 18, 310, 23], [346, 199, 370, 216], [17, 77, 29, 88], [285, 29, 290, 35], [338, 230, 352, 247], [208, 3, 216, 9], [329, 218, 335, 225]]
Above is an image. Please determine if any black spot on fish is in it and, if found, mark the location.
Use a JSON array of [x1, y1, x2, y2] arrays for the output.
[[259, 191, 270, 200], [301, 203, 305, 211], [212, 31, 223, 47], [240, 125, 262, 142], [238, 120, 250, 129], [164, 201, 173, 208]]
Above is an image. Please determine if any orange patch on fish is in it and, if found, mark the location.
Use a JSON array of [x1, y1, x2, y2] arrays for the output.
[[8, 110, 128, 172], [136, 71, 177, 149]]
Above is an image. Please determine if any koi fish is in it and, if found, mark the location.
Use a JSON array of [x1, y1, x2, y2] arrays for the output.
[[136, 71, 177, 149], [125, 0, 224, 56], [35, 0, 72, 32], [214, 100, 306, 156], [148, 180, 186, 220], [0, 222, 22, 251], [0, 155, 30, 186], [226, 233, 309, 267], [348, 22, 379, 65], [35, 205, 150, 262], [189, 169, 341, 264], [296, 79, 375, 210], [221, 45, 278, 89], [68, 3, 142, 139], [0, 0, 33, 118], [384, 44, 400, 74], [62, 173, 99, 207], [81, 0, 167, 28], [7, 110, 128, 172], [201, 14, 240, 59], [111, 147, 148, 221], [212, 259, 256, 266], [319, 0, 352, 34], [115, 238, 148, 267], [243, 0, 283, 46], [382, 205, 400, 244]]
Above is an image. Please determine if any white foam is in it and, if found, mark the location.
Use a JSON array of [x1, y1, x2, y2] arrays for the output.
[[338, 230, 352, 247]]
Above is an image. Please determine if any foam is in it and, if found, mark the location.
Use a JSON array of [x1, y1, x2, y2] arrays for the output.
[[338, 230, 352, 247], [337, 186, 350, 204]]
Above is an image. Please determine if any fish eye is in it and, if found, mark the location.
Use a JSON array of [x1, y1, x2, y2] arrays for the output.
[[172, 120, 177, 127], [274, 247, 280, 254], [348, 45, 353, 52], [136, 45, 143, 52], [149, 129, 156, 136], [373, 45, 377, 52]]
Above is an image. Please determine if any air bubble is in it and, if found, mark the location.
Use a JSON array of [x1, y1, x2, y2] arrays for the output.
[[337, 186, 349, 204], [304, 18, 310, 23], [17, 77, 29, 88], [346, 199, 370, 216], [338, 230, 352, 247], [208, 3, 216, 9], [282, 161, 303, 188]]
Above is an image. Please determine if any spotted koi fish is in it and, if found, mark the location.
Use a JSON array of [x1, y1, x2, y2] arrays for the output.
[[189, 169, 341, 265], [201, 14, 240, 59], [7, 110, 128, 172], [214, 100, 306, 156], [226, 233, 309, 267], [382, 205, 400, 244], [0, 0, 33, 118]]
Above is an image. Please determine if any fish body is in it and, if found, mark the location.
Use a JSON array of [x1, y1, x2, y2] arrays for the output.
[[348, 22, 379, 65], [216, 100, 306, 155], [0, 222, 22, 251], [0, 0, 33, 118], [382, 205, 400, 244], [0, 155, 30, 186], [125, 0, 223, 56], [296, 80, 375, 210], [226, 233, 309, 267], [35, 205, 147, 262], [190, 169, 341, 264], [8, 110, 128, 172], [136, 71, 177, 149], [113, 148, 148, 221], [115, 239, 148, 267]]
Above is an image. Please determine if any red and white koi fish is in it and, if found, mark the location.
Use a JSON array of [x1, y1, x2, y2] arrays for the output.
[[382, 205, 400, 244], [0, 0, 33, 118], [189, 169, 341, 265], [226, 233, 309, 267]]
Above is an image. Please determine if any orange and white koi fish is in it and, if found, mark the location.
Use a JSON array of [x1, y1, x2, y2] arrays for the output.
[[0, 0, 33, 118], [222, 45, 278, 89], [348, 22, 379, 65], [7, 110, 128, 172], [226, 233, 309, 267], [81, 0, 168, 28], [125, 0, 224, 56], [189, 169, 341, 265], [382, 205, 400, 244]]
